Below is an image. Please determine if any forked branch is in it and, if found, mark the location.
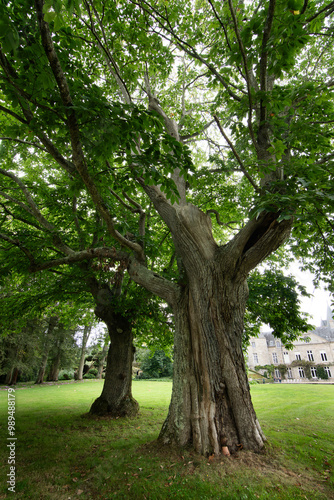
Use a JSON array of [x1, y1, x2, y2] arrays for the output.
[[213, 115, 260, 192]]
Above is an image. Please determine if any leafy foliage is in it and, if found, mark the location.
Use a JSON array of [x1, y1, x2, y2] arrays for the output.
[[245, 269, 313, 348], [138, 349, 173, 379]]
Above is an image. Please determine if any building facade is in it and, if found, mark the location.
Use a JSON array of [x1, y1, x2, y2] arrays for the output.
[[247, 309, 334, 382]]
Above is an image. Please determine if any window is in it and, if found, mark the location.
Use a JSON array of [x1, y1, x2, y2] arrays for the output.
[[283, 351, 290, 363], [325, 367, 332, 378], [307, 350, 314, 361], [310, 367, 317, 378], [272, 353, 278, 364], [253, 353, 258, 364], [295, 353, 301, 360], [251, 341, 256, 348], [274, 369, 280, 378], [298, 367, 305, 378], [276, 341, 281, 348], [287, 368, 292, 378], [320, 352, 328, 362]]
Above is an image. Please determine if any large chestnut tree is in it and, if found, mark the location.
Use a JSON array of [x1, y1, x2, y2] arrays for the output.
[[1, 0, 333, 455]]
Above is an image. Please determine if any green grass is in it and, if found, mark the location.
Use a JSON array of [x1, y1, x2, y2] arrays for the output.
[[0, 381, 333, 499]]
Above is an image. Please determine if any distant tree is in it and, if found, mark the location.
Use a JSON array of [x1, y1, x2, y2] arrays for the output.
[[139, 349, 173, 379], [35, 316, 58, 384], [245, 269, 313, 348], [95, 332, 109, 379], [47, 323, 77, 381], [76, 323, 93, 381], [0, 319, 43, 385]]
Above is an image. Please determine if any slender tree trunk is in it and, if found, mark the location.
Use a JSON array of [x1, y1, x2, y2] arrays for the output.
[[47, 352, 61, 381], [159, 264, 265, 455], [35, 317, 58, 384], [5, 368, 19, 386], [35, 351, 50, 384], [77, 324, 92, 381], [96, 341, 109, 379], [5, 368, 20, 385], [89, 312, 138, 417]]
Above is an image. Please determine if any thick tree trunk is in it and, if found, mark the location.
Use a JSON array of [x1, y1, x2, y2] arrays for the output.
[[89, 313, 138, 417], [129, 203, 291, 456], [159, 264, 265, 456]]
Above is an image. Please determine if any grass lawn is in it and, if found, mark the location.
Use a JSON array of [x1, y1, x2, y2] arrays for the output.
[[0, 380, 333, 499]]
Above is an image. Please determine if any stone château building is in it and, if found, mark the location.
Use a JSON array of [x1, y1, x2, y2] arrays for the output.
[[247, 307, 334, 382]]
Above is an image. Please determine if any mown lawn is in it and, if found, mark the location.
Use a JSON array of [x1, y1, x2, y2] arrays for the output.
[[0, 380, 333, 499]]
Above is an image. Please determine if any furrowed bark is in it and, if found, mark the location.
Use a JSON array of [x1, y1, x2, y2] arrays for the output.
[[151, 204, 290, 456], [87, 277, 138, 417], [89, 313, 138, 417], [159, 269, 266, 455]]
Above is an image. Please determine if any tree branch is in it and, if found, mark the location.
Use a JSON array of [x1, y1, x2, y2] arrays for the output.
[[34, 0, 145, 261], [0, 202, 43, 231], [305, 1, 334, 23], [207, 0, 232, 51], [227, 0, 259, 150], [0, 104, 28, 125], [82, 0, 132, 104], [29, 247, 130, 273], [213, 115, 260, 192], [0, 232, 36, 266], [259, 0, 276, 123], [128, 257, 180, 306], [206, 209, 238, 227], [180, 119, 215, 142], [300, 0, 309, 15], [0, 169, 74, 255], [108, 188, 139, 213], [0, 136, 48, 153], [72, 196, 86, 250], [132, 0, 242, 102]]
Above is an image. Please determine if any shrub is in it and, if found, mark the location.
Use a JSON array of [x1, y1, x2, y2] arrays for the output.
[[255, 365, 275, 377], [290, 360, 314, 379], [277, 364, 288, 379], [58, 370, 74, 380], [316, 366, 328, 380]]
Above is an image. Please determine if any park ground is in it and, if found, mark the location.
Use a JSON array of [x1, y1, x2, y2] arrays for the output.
[[0, 381, 333, 499]]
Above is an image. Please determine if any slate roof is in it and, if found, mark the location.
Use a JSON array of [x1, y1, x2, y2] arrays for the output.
[[314, 325, 334, 341], [258, 307, 334, 344], [258, 326, 334, 345]]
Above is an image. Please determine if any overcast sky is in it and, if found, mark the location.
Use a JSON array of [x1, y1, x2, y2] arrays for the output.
[[289, 263, 332, 327]]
